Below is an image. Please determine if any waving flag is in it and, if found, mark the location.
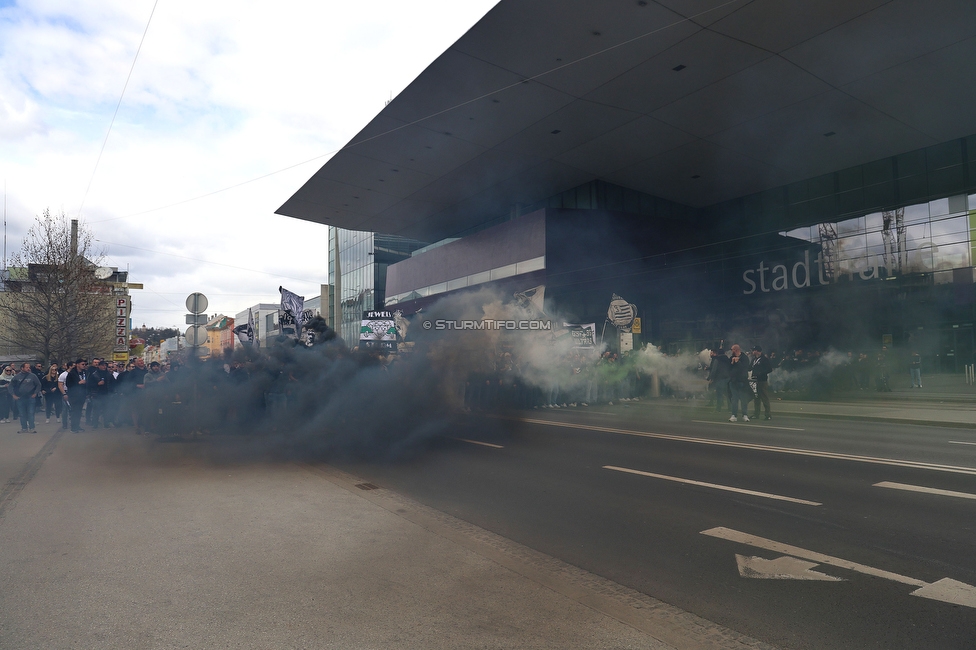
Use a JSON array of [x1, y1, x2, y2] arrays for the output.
[[279, 286, 305, 336], [234, 308, 255, 346]]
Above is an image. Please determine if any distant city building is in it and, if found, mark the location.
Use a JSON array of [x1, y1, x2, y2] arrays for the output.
[[233, 295, 323, 348], [204, 315, 233, 358], [0, 265, 135, 365]]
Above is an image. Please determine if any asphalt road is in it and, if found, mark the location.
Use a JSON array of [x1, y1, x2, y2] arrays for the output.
[[338, 403, 976, 650]]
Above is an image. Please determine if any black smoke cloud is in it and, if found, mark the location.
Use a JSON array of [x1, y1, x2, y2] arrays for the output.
[[146, 289, 601, 460]]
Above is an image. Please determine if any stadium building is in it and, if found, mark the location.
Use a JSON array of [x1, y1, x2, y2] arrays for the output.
[[279, 0, 976, 368]]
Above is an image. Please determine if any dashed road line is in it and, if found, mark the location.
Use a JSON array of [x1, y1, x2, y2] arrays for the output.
[[948, 440, 976, 446], [691, 419, 804, 431], [604, 465, 821, 506], [874, 481, 976, 500], [512, 417, 976, 476], [451, 437, 504, 449]]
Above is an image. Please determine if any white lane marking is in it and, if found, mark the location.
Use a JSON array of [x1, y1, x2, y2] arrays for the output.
[[702, 526, 976, 608], [735, 555, 843, 581], [513, 417, 976, 476], [450, 437, 504, 449], [948, 440, 976, 446], [874, 481, 976, 500], [691, 419, 804, 431], [604, 465, 821, 506]]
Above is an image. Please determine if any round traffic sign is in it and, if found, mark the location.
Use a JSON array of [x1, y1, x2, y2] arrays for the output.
[[185, 324, 208, 347], [186, 292, 208, 314]]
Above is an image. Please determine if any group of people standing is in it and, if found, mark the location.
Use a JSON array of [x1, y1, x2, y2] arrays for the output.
[[706, 344, 773, 422], [0, 362, 64, 433], [0, 357, 156, 434]]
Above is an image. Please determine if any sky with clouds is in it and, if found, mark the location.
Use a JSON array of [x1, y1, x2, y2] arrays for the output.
[[0, 0, 497, 327]]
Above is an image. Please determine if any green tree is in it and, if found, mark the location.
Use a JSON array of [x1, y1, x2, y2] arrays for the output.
[[0, 209, 114, 365]]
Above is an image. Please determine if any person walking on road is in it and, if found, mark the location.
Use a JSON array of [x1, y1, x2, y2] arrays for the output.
[[750, 345, 772, 420], [10, 362, 42, 433], [727, 344, 751, 423]]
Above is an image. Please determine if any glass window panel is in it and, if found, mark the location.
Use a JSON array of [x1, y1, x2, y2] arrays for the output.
[[902, 202, 929, 226], [929, 197, 950, 217], [447, 277, 467, 291], [936, 242, 969, 269], [948, 195, 968, 215], [864, 212, 883, 259], [429, 282, 447, 295], [930, 215, 966, 240]]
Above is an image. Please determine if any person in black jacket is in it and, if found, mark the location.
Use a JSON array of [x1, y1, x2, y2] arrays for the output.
[[88, 359, 115, 429], [41, 364, 62, 423], [65, 359, 88, 432], [750, 345, 773, 420], [707, 348, 731, 412], [727, 344, 751, 422]]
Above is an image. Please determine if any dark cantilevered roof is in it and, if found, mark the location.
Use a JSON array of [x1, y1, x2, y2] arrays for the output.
[[277, 0, 976, 242]]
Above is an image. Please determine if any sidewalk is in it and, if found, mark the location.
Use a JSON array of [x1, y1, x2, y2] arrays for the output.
[[0, 423, 775, 650], [652, 373, 976, 428], [758, 372, 976, 427]]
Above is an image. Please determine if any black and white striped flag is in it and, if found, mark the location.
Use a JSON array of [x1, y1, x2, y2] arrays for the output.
[[234, 308, 255, 345], [279, 286, 305, 336], [607, 293, 636, 331]]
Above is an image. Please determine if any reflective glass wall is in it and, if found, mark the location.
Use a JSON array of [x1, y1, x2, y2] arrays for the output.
[[782, 193, 976, 283], [328, 228, 427, 348], [328, 228, 375, 347]]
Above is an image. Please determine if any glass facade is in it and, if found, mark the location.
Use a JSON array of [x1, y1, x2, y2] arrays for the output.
[[328, 227, 427, 348], [782, 193, 976, 283]]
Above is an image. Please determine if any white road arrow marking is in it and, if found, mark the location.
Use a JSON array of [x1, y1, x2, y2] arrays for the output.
[[911, 579, 976, 608], [735, 555, 844, 581], [703, 526, 976, 609]]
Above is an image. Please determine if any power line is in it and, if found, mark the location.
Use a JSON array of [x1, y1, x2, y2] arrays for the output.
[[78, 0, 159, 220], [95, 239, 321, 283], [89, 0, 746, 224]]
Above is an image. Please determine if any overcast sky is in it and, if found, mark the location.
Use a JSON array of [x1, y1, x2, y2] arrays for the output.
[[0, 0, 497, 327]]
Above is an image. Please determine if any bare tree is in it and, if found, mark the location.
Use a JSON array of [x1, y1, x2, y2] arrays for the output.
[[0, 209, 114, 365]]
